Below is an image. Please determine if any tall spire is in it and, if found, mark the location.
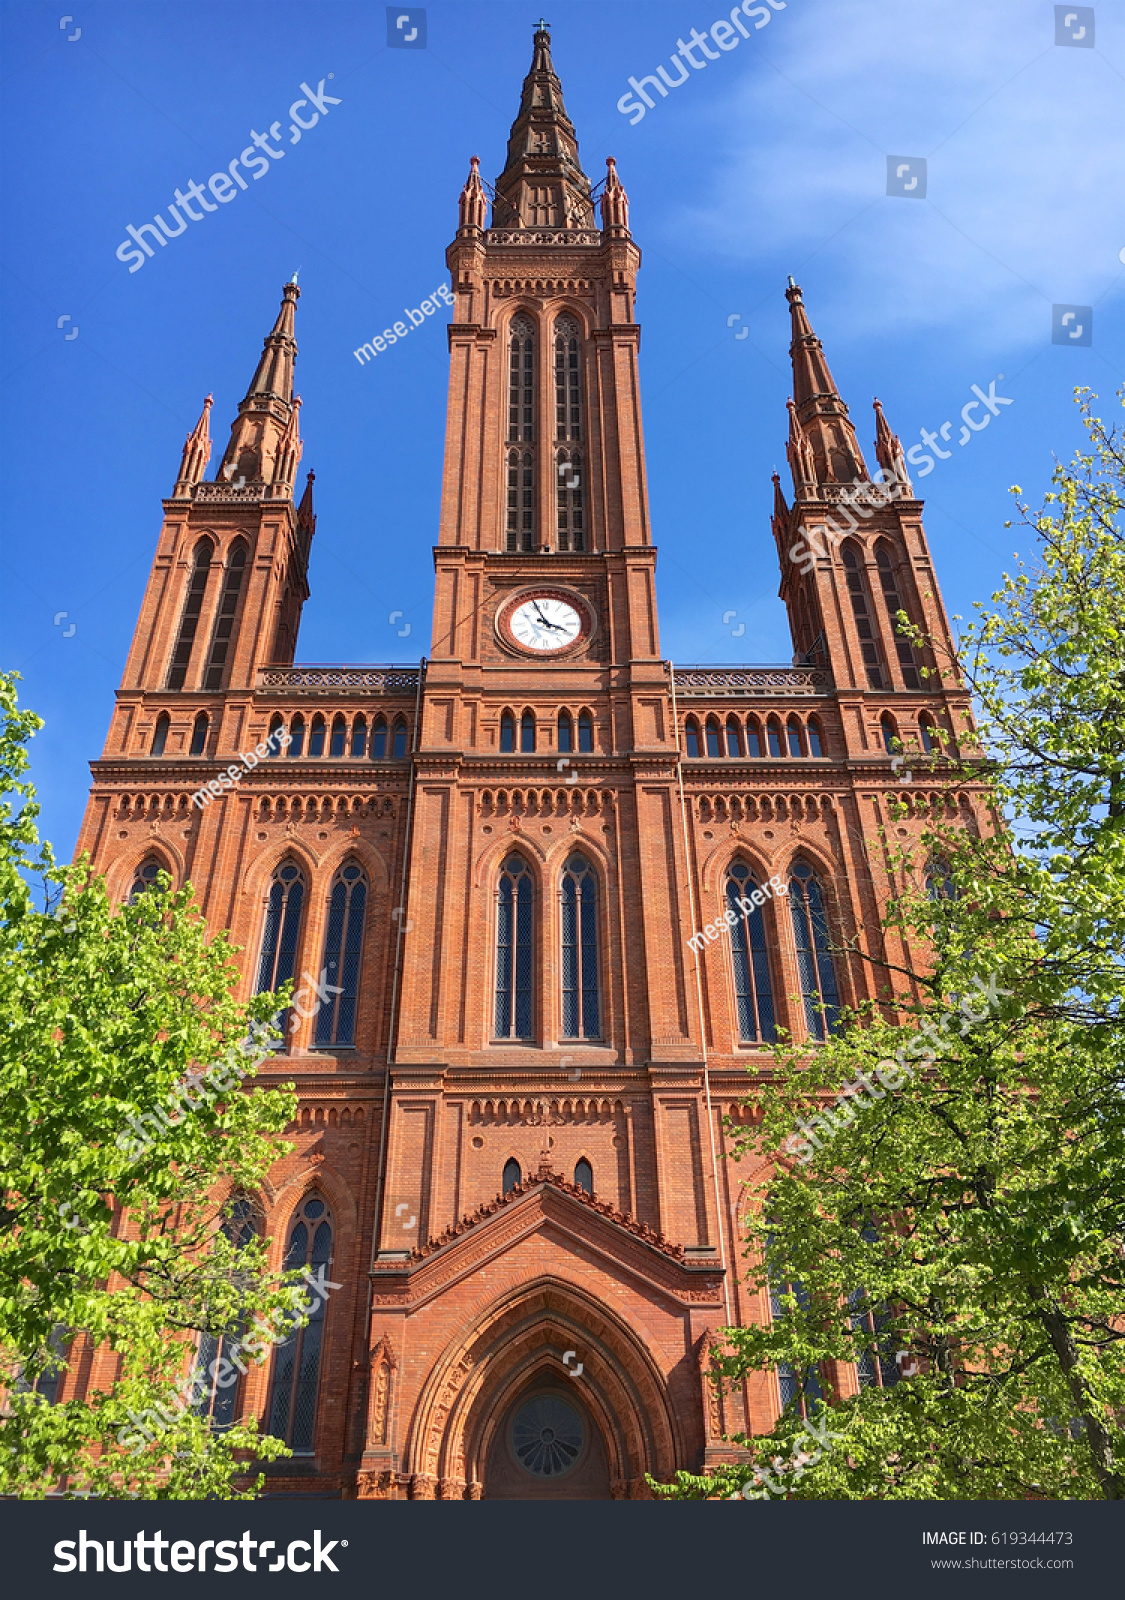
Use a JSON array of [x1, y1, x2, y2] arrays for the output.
[[172, 394, 212, 498], [492, 25, 594, 232], [785, 279, 867, 485], [244, 279, 300, 406], [216, 282, 302, 497]]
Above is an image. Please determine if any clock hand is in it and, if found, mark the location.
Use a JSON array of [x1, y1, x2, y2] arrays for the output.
[[532, 601, 564, 631]]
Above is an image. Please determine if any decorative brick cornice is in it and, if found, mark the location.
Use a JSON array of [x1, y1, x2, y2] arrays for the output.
[[406, 1168, 686, 1264], [484, 228, 601, 247], [256, 665, 424, 695], [672, 666, 832, 697]]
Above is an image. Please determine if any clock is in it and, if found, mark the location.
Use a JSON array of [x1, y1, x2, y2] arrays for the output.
[[499, 589, 591, 656]]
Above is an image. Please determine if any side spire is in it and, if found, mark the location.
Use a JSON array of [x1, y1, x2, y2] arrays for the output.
[[217, 281, 302, 497], [873, 398, 912, 494], [785, 279, 867, 485], [296, 469, 316, 560], [493, 25, 594, 232], [458, 155, 487, 233], [786, 399, 817, 495], [600, 156, 630, 234], [172, 394, 212, 498]]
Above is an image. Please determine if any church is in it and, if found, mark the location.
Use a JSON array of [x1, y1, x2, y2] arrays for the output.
[[72, 26, 973, 1498]]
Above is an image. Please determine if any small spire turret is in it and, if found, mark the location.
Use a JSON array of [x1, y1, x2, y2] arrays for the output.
[[458, 156, 487, 232], [873, 398, 912, 493], [601, 157, 630, 233], [173, 394, 212, 498]]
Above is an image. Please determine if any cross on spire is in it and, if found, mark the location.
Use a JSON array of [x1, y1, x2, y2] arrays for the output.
[[535, 17, 550, 29]]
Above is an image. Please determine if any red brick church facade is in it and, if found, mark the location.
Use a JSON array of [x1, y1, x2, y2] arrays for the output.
[[74, 28, 973, 1498]]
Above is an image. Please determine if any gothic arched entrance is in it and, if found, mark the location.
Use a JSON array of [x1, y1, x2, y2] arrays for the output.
[[406, 1278, 682, 1499]]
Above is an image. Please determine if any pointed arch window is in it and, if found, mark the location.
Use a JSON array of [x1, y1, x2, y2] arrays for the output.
[[841, 545, 885, 690], [506, 450, 536, 553], [203, 541, 248, 690], [705, 718, 721, 758], [129, 857, 164, 903], [315, 863, 366, 1047], [14, 1324, 67, 1406], [561, 854, 600, 1040], [329, 714, 347, 758], [851, 1222, 900, 1391], [267, 713, 285, 757], [308, 715, 325, 758], [193, 1196, 258, 1429], [267, 1193, 333, 1453], [767, 1242, 824, 1418], [189, 711, 208, 756], [925, 859, 956, 901], [558, 711, 573, 753], [685, 718, 701, 759], [807, 717, 824, 758], [167, 538, 213, 690], [726, 862, 777, 1044], [556, 449, 584, 551], [288, 714, 305, 758], [508, 315, 535, 442], [725, 719, 742, 757], [502, 1158, 522, 1195], [495, 854, 534, 1040], [875, 544, 922, 689], [918, 714, 936, 754], [151, 712, 170, 756], [520, 710, 536, 752], [392, 718, 408, 759], [256, 862, 306, 1041], [766, 717, 783, 758], [787, 717, 804, 757], [881, 713, 898, 754], [745, 717, 762, 758], [370, 716, 387, 760], [789, 861, 840, 1041], [554, 316, 582, 441], [574, 1158, 593, 1195], [577, 710, 593, 753], [350, 715, 367, 758], [500, 710, 516, 753]]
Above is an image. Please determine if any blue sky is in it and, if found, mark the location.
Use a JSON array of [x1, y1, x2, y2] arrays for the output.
[[2, 0, 1123, 859]]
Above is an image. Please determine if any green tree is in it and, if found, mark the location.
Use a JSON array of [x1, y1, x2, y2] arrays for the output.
[[662, 388, 1125, 1502], [0, 672, 303, 1498]]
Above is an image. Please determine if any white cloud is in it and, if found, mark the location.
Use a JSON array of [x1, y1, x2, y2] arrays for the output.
[[661, 0, 1125, 350]]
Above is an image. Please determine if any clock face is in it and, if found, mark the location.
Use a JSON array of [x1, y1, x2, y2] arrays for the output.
[[506, 594, 584, 653]]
